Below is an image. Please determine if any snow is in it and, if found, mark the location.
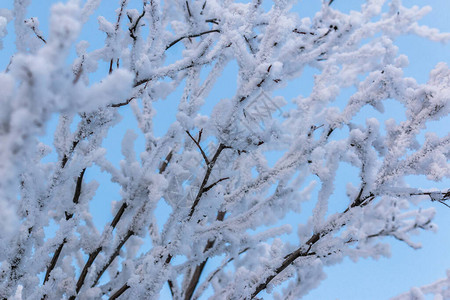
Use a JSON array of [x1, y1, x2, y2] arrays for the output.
[[0, 0, 449, 299]]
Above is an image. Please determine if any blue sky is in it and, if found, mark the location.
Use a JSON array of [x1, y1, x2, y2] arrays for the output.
[[1, 0, 449, 299]]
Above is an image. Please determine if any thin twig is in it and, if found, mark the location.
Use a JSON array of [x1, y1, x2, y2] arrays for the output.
[[91, 230, 134, 287], [188, 144, 228, 218], [203, 177, 230, 193], [166, 30, 220, 50], [111, 82, 148, 108], [128, 4, 146, 40], [26, 18, 47, 44], [186, 130, 210, 165], [111, 96, 136, 108], [205, 18, 219, 25], [185, 1, 192, 17]]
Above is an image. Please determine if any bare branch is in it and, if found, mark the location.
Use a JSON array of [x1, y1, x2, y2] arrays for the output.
[[202, 177, 230, 193], [186, 130, 210, 165], [166, 29, 220, 50]]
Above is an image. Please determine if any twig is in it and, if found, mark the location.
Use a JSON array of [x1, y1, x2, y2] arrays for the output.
[[128, 5, 146, 41], [250, 244, 313, 299], [205, 18, 219, 25], [188, 144, 228, 218], [166, 30, 220, 50], [109, 284, 130, 300], [159, 151, 174, 173], [185, 1, 192, 17], [203, 177, 230, 193], [186, 130, 210, 165], [91, 230, 134, 287], [42, 168, 86, 288], [410, 190, 450, 202], [111, 82, 149, 108], [184, 211, 226, 300], [111, 96, 136, 108], [25, 18, 47, 44]]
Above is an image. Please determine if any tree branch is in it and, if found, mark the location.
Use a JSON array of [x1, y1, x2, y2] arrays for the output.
[[188, 144, 228, 219], [166, 30, 220, 50], [84, 151, 174, 294], [250, 189, 375, 299], [43, 168, 86, 287], [109, 284, 130, 300], [91, 230, 134, 288], [186, 130, 209, 165], [202, 177, 230, 194], [184, 211, 226, 300]]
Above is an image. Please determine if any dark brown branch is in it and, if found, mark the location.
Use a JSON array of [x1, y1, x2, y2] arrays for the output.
[[184, 211, 226, 300], [110, 204, 127, 231], [111, 96, 136, 108], [186, 130, 209, 165], [61, 140, 80, 169], [109, 1, 127, 75], [111, 79, 147, 108], [159, 150, 174, 174], [91, 230, 134, 287], [69, 247, 103, 300], [115, 0, 127, 31], [43, 242, 65, 286], [244, 35, 255, 54], [184, 247, 212, 300], [201, 0, 207, 14], [437, 201, 450, 209], [128, 6, 146, 41], [205, 18, 219, 25], [185, 1, 192, 17], [166, 30, 220, 50], [109, 284, 130, 300], [43, 168, 86, 287], [25, 18, 47, 44], [411, 190, 450, 201], [41, 117, 96, 291], [188, 144, 228, 218], [198, 128, 203, 143], [109, 59, 114, 75], [203, 177, 230, 194], [250, 245, 314, 299], [33, 30, 47, 44], [168, 280, 175, 298], [410, 190, 450, 208]]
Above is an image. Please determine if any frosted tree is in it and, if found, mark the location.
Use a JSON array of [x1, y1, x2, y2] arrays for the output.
[[0, 0, 449, 299]]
